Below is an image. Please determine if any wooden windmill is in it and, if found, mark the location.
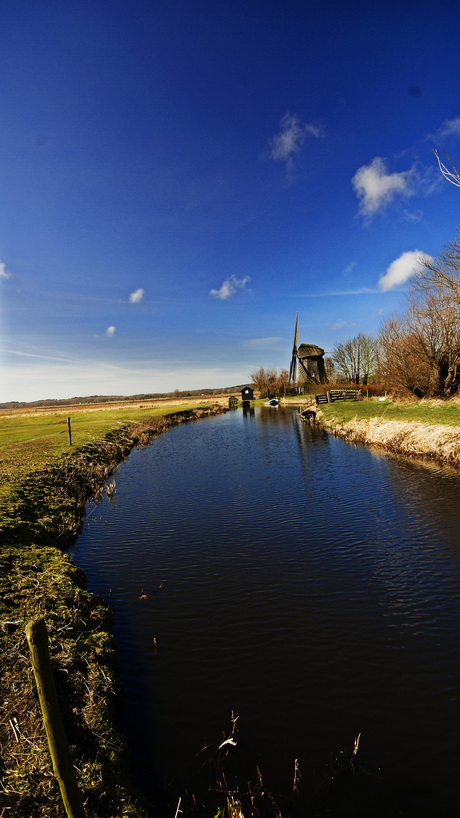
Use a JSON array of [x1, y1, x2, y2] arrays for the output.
[[289, 312, 299, 385], [289, 313, 327, 386]]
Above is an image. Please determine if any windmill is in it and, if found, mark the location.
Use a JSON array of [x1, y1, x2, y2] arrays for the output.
[[289, 312, 299, 385]]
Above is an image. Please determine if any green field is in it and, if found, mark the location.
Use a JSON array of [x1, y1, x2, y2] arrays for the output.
[[319, 398, 460, 427]]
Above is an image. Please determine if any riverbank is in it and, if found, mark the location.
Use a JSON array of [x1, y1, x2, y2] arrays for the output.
[[317, 398, 460, 466], [0, 402, 227, 817]]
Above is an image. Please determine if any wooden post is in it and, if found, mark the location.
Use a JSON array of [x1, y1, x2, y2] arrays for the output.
[[67, 417, 72, 446], [25, 619, 85, 818]]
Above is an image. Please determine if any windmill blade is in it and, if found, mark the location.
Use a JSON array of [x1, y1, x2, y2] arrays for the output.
[[293, 311, 299, 350], [289, 312, 299, 384], [289, 351, 297, 384]]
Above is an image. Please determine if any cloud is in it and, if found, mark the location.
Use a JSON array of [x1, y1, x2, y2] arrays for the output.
[[297, 287, 376, 297], [129, 288, 144, 304], [106, 325, 116, 337], [269, 113, 321, 166], [352, 157, 414, 215], [210, 275, 250, 300], [333, 319, 349, 330], [378, 250, 432, 292], [342, 261, 357, 276], [0, 262, 11, 279], [430, 116, 460, 141], [244, 337, 282, 348]]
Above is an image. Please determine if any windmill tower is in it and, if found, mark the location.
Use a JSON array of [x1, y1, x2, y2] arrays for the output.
[[289, 312, 299, 385]]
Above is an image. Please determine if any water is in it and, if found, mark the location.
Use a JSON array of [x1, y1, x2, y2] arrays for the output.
[[74, 407, 460, 815]]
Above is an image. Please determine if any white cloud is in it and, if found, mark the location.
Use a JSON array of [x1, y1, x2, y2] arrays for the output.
[[378, 250, 432, 292], [352, 157, 414, 215], [342, 261, 357, 276], [333, 319, 349, 330], [106, 325, 116, 337], [210, 275, 250, 300], [244, 337, 282, 348], [297, 287, 376, 297], [269, 113, 321, 166], [129, 288, 144, 304], [432, 117, 460, 140], [0, 262, 11, 279]]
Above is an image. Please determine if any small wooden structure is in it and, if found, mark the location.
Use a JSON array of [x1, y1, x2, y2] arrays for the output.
[[315, 389, 361, 406], [241, 386, 254, 407]]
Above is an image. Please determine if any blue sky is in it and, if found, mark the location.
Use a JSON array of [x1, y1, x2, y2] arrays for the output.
[[2, 0, 460, 401]]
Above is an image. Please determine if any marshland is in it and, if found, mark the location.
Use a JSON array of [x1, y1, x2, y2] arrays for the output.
[[2, 396, 460, 816]]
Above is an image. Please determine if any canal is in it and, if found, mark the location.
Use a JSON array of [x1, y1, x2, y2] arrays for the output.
[[74, 407, 460, 816]]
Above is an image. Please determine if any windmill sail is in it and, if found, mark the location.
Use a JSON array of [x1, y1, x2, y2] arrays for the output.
[[289, 312, 299, 384]]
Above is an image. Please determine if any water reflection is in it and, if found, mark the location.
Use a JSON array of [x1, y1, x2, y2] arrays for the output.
[[75, 407, 460, 816]]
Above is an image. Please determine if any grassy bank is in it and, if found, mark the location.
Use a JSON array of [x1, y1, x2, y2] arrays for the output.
[[0, 400, 227, 817], [318, 398, 460, 465]]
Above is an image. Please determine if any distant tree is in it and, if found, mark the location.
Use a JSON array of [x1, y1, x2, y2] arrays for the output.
[[358, 333, 380, 384], [276, 368, 290, 395], [249, 366, 289, 397], [332, 333, 378, 384], [324, 356, 335, 382]]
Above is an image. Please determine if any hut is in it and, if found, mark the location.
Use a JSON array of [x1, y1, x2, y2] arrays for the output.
[[241, 386, 254, 406]]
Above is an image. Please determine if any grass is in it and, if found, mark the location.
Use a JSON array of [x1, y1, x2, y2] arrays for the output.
[[0, 398, 227, 817], [319, 397, 460, 427]]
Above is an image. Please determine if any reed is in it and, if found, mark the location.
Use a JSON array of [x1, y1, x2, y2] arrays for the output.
[[171, 713, 371, 818]]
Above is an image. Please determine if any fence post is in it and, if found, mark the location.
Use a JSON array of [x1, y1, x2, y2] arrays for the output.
[[67, 417, 72, 445], [25, 618, 85, 818]]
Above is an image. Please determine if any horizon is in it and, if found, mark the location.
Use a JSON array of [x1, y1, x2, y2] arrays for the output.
[[2, 1, 460, 402]]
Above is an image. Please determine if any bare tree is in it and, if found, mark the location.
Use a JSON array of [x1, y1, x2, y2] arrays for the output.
[[276, 368, 290, 396], [249, 366, 284, 397], [324, 356, 335, 382], [379, 316, 432, 397], [332, 333, 379, 384]]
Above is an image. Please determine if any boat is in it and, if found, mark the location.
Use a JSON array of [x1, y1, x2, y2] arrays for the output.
[[298, 408, 316, 421], [264, 398, 279, 406]]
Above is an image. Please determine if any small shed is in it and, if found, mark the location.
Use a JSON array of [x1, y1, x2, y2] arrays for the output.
[[241, 386, 254, 406]]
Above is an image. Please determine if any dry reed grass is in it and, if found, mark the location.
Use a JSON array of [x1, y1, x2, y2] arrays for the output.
[[325, 415, 460, 464]]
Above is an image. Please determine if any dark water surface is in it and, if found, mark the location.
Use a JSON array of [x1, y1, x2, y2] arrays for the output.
[[74, 407, 460, 815]]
